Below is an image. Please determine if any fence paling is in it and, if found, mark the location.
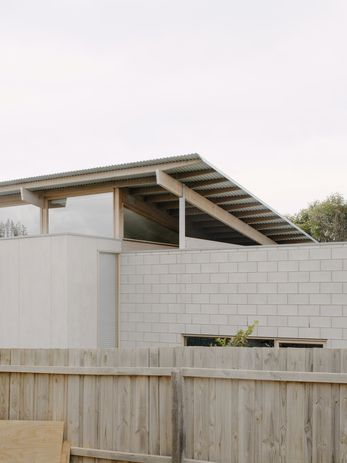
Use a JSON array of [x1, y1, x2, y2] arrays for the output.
[[1, 347, 347, 463]]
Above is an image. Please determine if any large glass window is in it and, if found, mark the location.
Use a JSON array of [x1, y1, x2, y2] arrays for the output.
[[0, 205, 40, 238], [49, 193, 113, 237], [124, 208, 178, 245]]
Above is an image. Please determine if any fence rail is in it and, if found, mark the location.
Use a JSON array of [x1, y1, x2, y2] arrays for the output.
[[1, 347, 347, 462], [2, 364, 347, 383]]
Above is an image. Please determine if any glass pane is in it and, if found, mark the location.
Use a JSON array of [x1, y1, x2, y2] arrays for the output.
[[99, 253, 117, 348], [0, 205, 40, 238], [124, 208, 178, 244], [185, 336, 274, 347], [278, 343, 323, 348], [49, 193, 113, 237]]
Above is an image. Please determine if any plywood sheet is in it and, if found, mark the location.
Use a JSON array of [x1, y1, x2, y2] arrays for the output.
[[0, 420, 64, 463]]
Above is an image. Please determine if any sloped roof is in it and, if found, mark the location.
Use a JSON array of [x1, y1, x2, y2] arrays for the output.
[[0, 153, 315, 245]]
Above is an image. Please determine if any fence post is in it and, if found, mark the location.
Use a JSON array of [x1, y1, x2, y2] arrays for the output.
[[171, 369, 184, 463]]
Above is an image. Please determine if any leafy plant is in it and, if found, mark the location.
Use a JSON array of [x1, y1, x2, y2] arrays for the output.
[[215, 321, 258, 347]]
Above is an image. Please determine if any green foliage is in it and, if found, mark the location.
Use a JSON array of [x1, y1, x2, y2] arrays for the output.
[[215, 321, 258, 347], [289, 193, 347, 242]]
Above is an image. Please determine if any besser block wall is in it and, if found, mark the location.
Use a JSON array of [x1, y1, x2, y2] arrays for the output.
[[120, 242, 347, 348]]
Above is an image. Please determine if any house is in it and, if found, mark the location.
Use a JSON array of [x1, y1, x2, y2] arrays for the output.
[[0, 154, 346, 348]]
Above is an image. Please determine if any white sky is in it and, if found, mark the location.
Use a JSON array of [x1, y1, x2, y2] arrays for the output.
[[0, 0, 346, 214]]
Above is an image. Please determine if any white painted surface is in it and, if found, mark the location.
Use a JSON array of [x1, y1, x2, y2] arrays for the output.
[[0, 234, 121, 348], [120, 242, 347, 348], [122, 240, 176, 251], [98, 253, 117, 348], [185, 237, 241, 249]]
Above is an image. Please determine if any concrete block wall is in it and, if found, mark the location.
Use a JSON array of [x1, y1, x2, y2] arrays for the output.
[[120, 242, 347, 348]]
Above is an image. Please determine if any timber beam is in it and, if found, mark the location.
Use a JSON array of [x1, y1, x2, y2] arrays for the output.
[[0, 159, 200, 196], [156, 170, 276, 246], [20, 188, 44, 208], [0, 194, 23, 208], [123, 192, 178, 233]]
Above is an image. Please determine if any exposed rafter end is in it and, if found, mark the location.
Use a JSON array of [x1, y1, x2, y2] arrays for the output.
[[20, 188, 44, 208]]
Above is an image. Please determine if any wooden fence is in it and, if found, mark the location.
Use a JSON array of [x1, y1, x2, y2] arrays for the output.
[[1, 347, 347, 462]]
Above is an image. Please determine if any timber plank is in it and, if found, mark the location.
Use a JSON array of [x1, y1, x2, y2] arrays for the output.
[[0, 420, 64, 463], [0, 350, 11, 420]]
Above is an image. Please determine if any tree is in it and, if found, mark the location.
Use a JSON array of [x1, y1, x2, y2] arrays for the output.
[[289, 193, 347, 242], [0, 219, 27, 238]]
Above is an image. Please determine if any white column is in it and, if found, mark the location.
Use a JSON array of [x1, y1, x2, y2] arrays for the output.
[[179, 192, 186, 249]]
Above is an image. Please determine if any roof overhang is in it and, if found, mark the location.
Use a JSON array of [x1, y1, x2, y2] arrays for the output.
[[0, 153, 316, 245]]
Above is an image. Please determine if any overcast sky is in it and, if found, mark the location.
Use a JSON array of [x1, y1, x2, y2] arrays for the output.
[[1, 0, 346, 214]]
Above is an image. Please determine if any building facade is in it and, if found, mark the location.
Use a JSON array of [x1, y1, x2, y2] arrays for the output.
[[1, 154, 345, 349]]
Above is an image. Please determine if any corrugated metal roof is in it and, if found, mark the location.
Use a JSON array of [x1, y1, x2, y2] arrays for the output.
[[0, 153, 315, 245], [0, 153, 200, 186]]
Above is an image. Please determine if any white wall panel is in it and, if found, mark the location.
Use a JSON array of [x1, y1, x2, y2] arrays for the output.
[[98, 253, 117, 348], [0, 239, 20, 346], [0, 234, 121, 348]]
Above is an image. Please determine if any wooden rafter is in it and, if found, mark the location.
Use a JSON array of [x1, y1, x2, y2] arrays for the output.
[[172, 168, 214, 180], [191, 186, 240, 196], [253, 223, 295, 231], [233, 209, 273, 218], [170, 201, 260, 215], [276, 238, 311, 244], [137, 188, 243, 208], [156, 170, 276, 245], [261, 228, 298, 236], [185, 177, 228, 188], [129, 174, 226, 197], [265, 233, 301, 241], [224, 202, 260, 211], [123, 193, 178, 233], [243, 216, 281, 224], [146, 193, 178, 203]]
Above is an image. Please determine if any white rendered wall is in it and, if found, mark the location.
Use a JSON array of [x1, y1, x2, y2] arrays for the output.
[[0, 234, 121, 348], [185, 237, 241, 249], [120, 242, 347, 348]]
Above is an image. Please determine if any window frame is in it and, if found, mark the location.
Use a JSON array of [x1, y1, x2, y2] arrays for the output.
[[183, 334, 326, 348]]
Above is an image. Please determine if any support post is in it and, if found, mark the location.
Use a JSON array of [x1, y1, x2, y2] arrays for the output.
[[40, 199, 49, 234], [171, 369, 184, 463], [179, 193, 186, 249], [114, 188, 124, 240]]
